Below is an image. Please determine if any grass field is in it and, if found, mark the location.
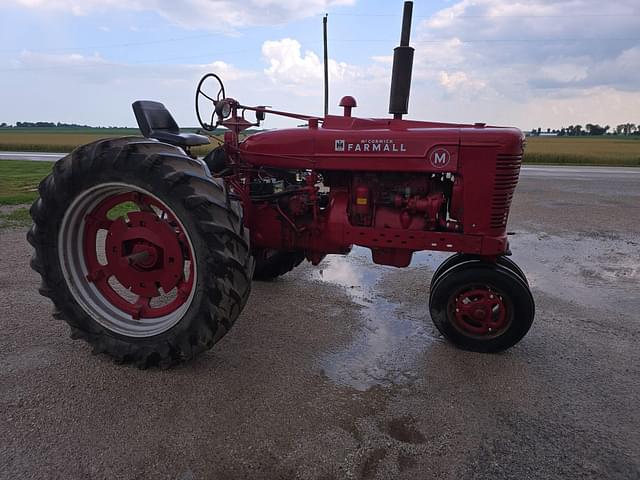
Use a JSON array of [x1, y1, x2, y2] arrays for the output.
[[0, 160, 52, 205], [1, 129, 639, 166], [0, 128, 223, 156], [524, 136, 640, 166], [0, 160, 52, 228]]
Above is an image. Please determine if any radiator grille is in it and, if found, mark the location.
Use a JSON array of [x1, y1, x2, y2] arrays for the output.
[[491, 154, 522, 229]]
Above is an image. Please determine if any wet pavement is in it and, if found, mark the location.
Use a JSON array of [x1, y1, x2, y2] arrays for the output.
[[314, 248, 446, 391], [1, 169, 639, 479]]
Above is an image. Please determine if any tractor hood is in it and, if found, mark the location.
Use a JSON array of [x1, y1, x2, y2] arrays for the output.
[[239, 115, 523, 172]]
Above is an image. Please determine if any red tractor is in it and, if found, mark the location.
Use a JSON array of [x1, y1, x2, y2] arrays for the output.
[[29, 2, 534, 367]]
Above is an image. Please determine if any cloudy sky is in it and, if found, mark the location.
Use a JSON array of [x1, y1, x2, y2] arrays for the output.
[[1, 0, 638, 130]]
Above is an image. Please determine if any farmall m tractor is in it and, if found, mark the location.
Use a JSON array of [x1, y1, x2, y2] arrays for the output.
[[28, 2, 534, 367]]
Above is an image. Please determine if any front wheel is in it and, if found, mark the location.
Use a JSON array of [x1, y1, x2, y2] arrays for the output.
[[28, 137, 254, 367], [429, 263, 535, 352], [431, 253, 529, 289]]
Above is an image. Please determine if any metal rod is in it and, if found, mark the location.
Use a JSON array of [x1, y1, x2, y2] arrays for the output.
[[323, 14, 329, 117]]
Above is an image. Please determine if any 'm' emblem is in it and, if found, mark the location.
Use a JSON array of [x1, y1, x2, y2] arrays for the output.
[[335, 139, 345, 152], [429, 148, 451, 168]]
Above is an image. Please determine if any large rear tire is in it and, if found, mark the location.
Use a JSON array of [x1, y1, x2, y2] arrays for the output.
[[28, 137, 254, 368]]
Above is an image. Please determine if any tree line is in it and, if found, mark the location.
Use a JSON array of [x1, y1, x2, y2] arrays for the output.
[[530, 123, 638, 136]]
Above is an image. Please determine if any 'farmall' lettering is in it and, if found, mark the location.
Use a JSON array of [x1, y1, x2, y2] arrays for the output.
[[336, 139, 407, 153]]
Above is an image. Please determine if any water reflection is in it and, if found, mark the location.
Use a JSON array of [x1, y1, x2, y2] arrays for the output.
[[312, 231, 640, 390], [508, 232, 640, 315], [315, 247, 445, 391]]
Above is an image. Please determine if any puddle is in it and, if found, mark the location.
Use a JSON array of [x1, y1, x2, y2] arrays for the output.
[[507, 232, 640, 316], [313, 231, 639, 390], [314, 247, 448, 391]]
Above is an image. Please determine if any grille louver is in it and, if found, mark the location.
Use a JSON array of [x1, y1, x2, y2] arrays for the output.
[[491, 154, 522, 229]]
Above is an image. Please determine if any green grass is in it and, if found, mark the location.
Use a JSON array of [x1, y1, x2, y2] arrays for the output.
[[0, 207, 31, 228], [0, 160, 53, 205], [107, 202, 139, 220]]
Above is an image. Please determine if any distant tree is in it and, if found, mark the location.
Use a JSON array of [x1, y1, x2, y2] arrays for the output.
[[0, 122, 7, 128], [585, 124, 607, 135], [616, 123, 636, 135]]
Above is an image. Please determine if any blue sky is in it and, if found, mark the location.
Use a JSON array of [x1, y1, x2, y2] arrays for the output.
[[1, 0, 639, 129]]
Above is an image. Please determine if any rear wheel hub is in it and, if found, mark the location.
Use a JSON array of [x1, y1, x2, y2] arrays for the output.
[[59, 184, 197, 336], [101, 211, 184, 298]]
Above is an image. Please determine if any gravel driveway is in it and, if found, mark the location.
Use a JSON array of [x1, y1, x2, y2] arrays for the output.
[[1, 167, 639, 479]]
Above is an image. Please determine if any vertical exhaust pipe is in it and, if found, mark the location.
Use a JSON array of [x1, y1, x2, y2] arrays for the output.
[[388, 1, 414, 119]]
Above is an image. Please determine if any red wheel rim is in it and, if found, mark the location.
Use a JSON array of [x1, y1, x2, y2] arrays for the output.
[[448, 286, 511, 337], [82, 191, 195, 320]]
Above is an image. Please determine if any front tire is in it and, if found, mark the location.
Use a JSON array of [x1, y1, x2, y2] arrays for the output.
[[429, 263, 535, 353], [28, 137, 254, 367]]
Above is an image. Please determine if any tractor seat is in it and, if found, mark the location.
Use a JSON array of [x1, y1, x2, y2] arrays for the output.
[[132, 100, 210, 147]]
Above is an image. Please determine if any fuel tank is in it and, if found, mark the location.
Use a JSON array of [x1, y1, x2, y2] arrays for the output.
[[239, 114, 523, 173]]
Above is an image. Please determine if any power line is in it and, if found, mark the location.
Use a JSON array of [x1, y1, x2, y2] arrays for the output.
[[3, 33, 636, 59], [0, 32, 219, 54], [1, 10, 638, 55], [334, 37, 640, 44], [329, 12, 640, 18], [1, 34, 637, 73]]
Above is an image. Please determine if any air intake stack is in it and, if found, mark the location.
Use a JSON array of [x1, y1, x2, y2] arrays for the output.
[[388, 1, 414, 119]]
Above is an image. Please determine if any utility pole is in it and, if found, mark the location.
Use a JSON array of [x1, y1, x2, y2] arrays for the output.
[[323, 14, 329, 116]]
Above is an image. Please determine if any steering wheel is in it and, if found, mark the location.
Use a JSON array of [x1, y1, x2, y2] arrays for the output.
[[195, 73, 227, 131]]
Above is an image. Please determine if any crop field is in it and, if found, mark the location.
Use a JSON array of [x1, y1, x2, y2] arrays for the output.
[[0, 128, 222, 156], [0, 129, 138, 153], [524, 136, 640, 166]]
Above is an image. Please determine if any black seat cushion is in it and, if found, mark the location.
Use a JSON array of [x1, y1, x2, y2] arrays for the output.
[[132, 100, 209, 147]]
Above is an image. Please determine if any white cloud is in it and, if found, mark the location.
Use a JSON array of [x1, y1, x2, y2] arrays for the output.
[[261, 38, 361, 95], [438, 71, 486, 94], [416, 0, 640, 94], [9, 0, 355, 30], [1, 39, 367, 127]]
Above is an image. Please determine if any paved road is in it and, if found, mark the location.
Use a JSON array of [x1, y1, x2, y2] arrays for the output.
[[0, 151, 65, 162], [1, 167, 639, 479]]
